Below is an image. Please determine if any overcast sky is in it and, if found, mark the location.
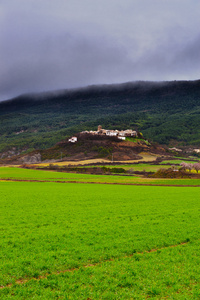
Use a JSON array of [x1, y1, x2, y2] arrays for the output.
[[1, 0, 200, 101]]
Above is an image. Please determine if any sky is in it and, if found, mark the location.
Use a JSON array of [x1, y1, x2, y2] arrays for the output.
[[1, 0, 200, 101]]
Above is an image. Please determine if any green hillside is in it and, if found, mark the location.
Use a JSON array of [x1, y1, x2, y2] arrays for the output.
[[1, 80, 200, 153]]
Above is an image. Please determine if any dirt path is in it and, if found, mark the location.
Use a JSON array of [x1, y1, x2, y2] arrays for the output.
[[32, 153, 159, 167], [1, 178, 200, 187]]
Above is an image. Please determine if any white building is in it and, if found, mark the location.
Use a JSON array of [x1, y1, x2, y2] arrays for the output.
[[68, 137, 77, 143], [106, 130, 118, 136]]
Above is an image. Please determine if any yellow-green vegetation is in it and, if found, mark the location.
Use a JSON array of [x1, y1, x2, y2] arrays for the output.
[[160, 159, 198, 165], [0, 180, 200, 299], [86, 163, 170, 172], [1, 166, 200, 186], [0, 167, 142, 184], [35, 152, 160, 167]]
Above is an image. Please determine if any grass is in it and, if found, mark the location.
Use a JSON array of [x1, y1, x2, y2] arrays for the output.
[[106, 163, 169, 172], [1, 181, 200, 298], [2, 242, 200, 299], [125, 137, 147, 143], [160, 159, 198, 165], [0, 167, 142, 184], [1, 166, 200, 186], [1, 166, 200, 298], [79, 163, 170, 172]]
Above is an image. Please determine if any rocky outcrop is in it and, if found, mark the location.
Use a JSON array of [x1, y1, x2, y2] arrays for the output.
[[19, 153, 41, 164], [0, 148, 20, 159]]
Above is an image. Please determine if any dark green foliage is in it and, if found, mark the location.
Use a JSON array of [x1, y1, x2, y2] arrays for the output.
[[101, 166, 126, 173], [92, 146, 113, 157], [1, 80, 200, 152], [45, 165, 126, 174]]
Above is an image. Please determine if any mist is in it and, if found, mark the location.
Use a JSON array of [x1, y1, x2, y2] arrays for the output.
[[1, 0, 200, 101]]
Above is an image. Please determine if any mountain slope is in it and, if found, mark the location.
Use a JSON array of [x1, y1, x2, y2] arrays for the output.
[[1, 80, 200, 154]]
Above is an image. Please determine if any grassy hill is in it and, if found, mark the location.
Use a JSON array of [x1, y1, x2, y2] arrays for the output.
[[1, 80, 200, 154]]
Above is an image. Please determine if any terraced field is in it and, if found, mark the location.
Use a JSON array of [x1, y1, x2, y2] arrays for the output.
[[0, 167, 200, 299]]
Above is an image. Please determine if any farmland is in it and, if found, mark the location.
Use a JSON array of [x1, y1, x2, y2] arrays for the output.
[[1, 167, 200, 299], [1, 166, 200, 186]]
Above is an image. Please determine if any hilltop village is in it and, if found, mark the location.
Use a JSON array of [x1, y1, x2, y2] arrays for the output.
[[69, 125, 139, 143]]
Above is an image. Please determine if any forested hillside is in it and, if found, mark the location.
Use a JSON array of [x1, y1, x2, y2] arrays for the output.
[[1, 80, 200, 153]]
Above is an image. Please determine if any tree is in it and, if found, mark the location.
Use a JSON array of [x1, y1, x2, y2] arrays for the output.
[[180, 162, 188, 171], [193, 162, 200, 173], [180, 162, 192, 172]]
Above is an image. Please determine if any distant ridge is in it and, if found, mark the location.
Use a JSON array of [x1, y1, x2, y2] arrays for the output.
[[1, 79, 200, 106]]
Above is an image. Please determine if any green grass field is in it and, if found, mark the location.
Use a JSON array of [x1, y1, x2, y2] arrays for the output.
[[2, 242, 200, 299], [159, 159, 197, 165], [0, 167, 142, 183], [1, 176, 200, 299], [1, 166, 200, 186]]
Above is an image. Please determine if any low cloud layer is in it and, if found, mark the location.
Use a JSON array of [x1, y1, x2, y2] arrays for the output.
[[1, 0, 200, 101]]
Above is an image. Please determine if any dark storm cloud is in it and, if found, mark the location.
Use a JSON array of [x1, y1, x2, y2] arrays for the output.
[[1, 0, 200, 101]]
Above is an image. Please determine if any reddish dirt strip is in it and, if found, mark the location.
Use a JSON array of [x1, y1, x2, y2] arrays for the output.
[[0, 241, 189, 289], [1, 178, 200, 187]]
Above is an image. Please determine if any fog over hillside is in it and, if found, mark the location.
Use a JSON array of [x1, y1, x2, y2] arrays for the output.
[[1, 79, 199, 106]]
